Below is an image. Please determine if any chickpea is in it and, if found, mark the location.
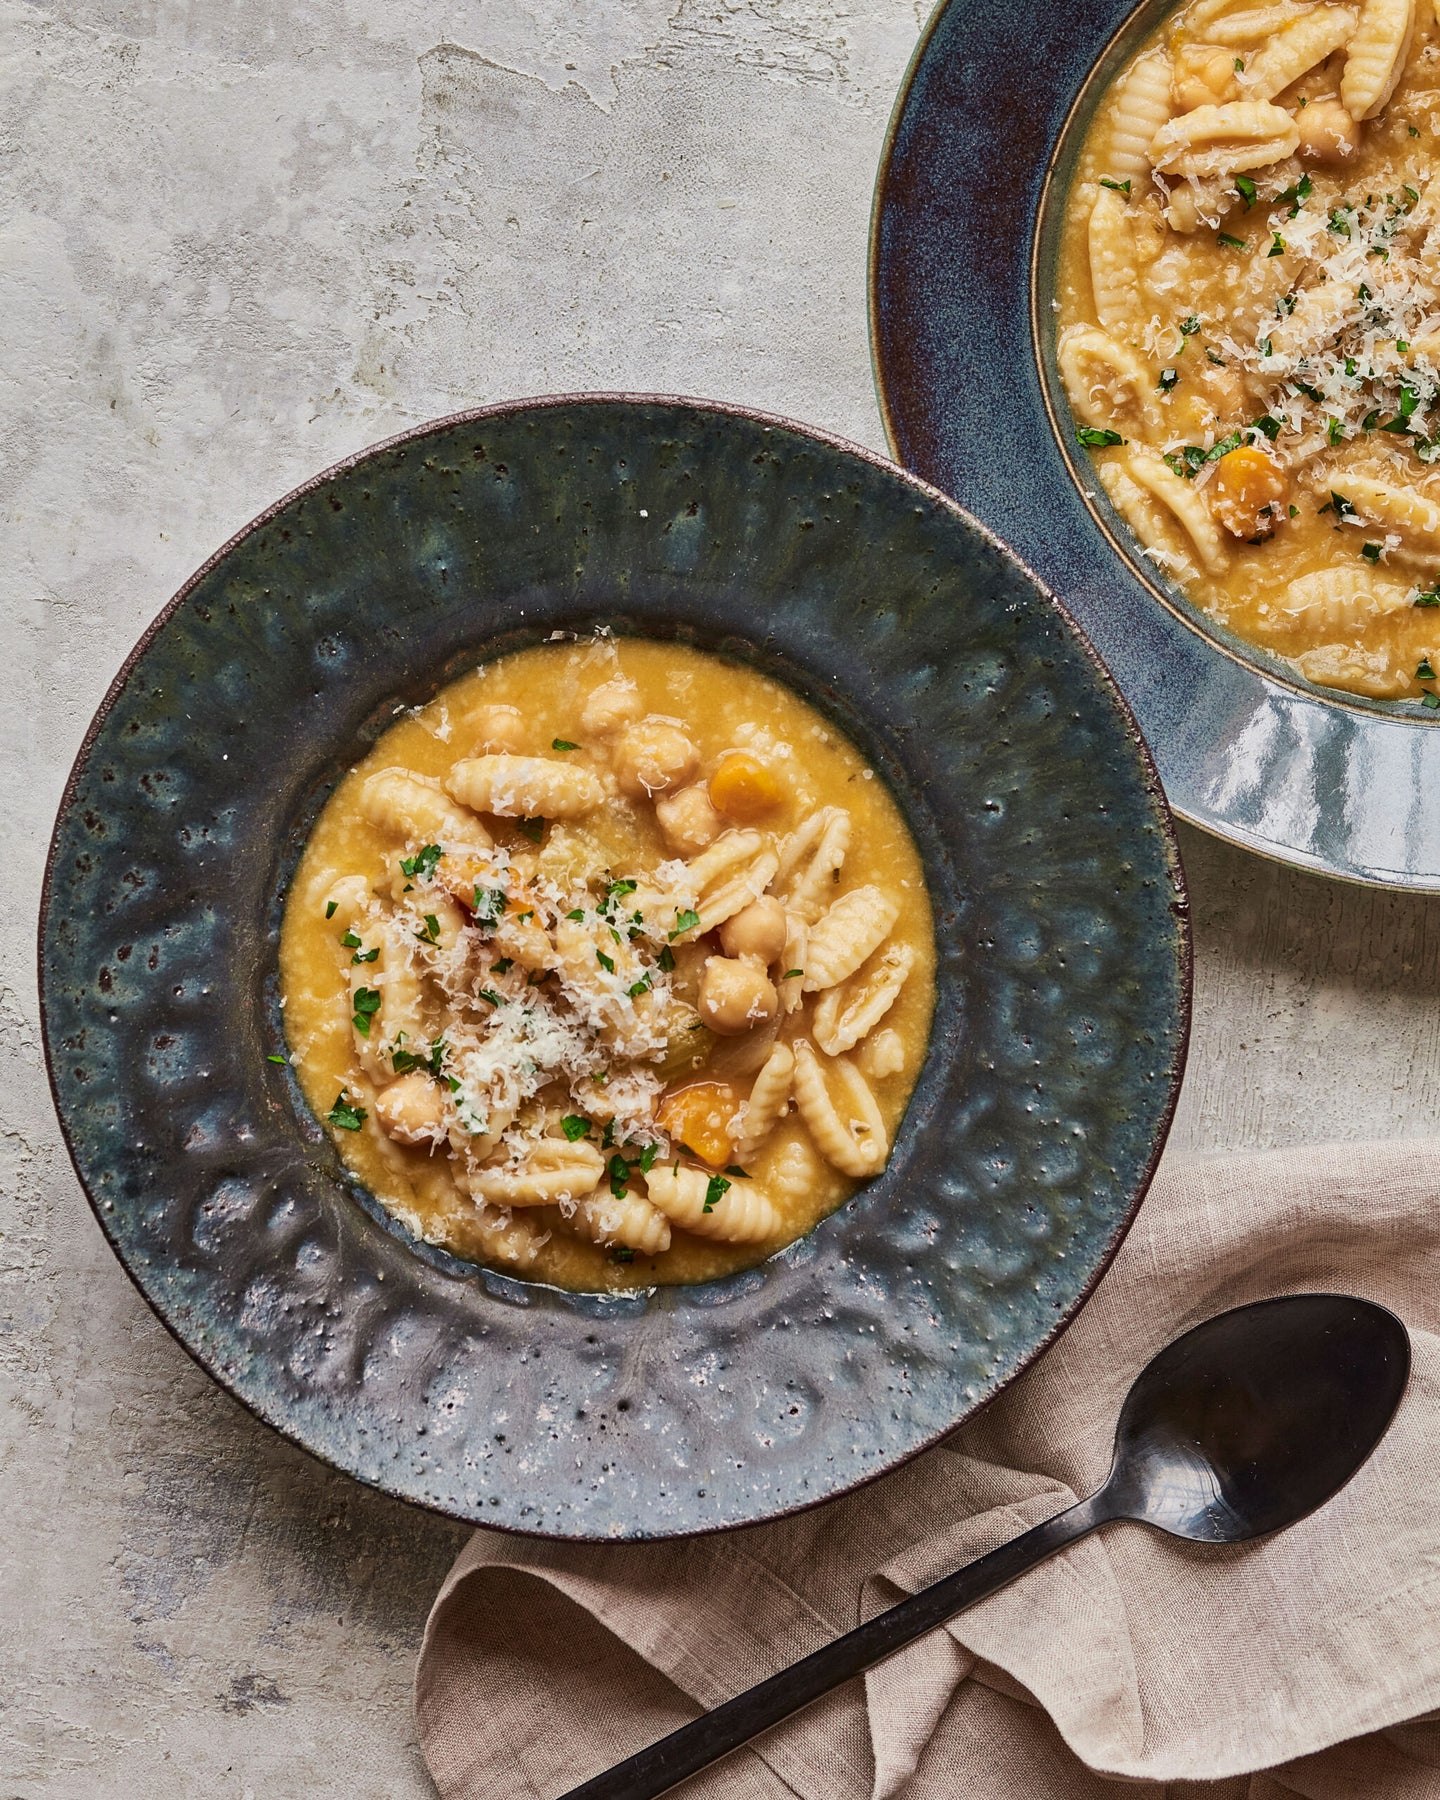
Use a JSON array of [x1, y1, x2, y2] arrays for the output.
[[718, 896, 787, 965], [655, 783, 723, 854], [613, 715, 700, 797], [472, 704, 526, 754], [1210, 444, 1288, 538], [1295, 100, 1359, 164], [697, 955, 779, 1036], [580, 676, 643, 738], [373, 1071, 446, 1145], [1170, 43, 1238, 113]]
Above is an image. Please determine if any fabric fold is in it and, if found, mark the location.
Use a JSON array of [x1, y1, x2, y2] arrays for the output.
[[416, 1141, 1440, 1798]]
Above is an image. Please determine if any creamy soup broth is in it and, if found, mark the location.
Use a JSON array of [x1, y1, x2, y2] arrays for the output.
[[278, 639, 935, 1292]]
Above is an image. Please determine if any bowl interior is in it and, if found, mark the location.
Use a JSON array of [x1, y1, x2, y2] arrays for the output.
[[41, 396, 1189, 1538]]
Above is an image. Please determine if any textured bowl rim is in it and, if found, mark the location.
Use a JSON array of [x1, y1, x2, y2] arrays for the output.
[[39, 390, 1193, 1534]]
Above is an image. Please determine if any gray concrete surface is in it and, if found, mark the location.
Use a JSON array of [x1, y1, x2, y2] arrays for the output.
[[6, 0, 1439, 1792]]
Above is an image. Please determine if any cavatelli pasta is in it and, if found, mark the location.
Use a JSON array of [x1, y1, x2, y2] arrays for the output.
[[729, 1042, 795, 1165], [468, 1140, 606, 1207], [813, 942, 916, 1057], [1342, 0, 1415, 120], [643, 1163, 780, 1243], [791, 1041, 889, 1179], [359, 768, 492, 850], [565, 1189, 673, 1255], [1105, 50, 1174, 179], [446, 753, 604, 819], [802, 886, 901, 992], [1088, 188, 1143, 338]]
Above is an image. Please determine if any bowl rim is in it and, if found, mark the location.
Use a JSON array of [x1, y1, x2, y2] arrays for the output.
[[867, 0, 1440, 892], [38, 389, 1192, 1535]]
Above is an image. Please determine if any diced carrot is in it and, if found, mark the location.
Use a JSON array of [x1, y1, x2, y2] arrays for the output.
[[1211, 445, 1288, 539], [708, 751, 784, 821], [657, 1081, 740, 1167]]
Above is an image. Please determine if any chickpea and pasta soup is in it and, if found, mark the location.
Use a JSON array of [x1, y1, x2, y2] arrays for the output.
[[278, 640, 935, 1292], [1058, 0, 1440, 701]]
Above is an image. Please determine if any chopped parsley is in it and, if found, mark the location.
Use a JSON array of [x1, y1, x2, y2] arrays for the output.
[[1206, 349, 1226, 366], [325, 899, 338, 919], [1398, 339, 1411, 353], [606, 879, 638, 903], [657, 945, 676, 972], [1411, 124, 1422, 138], [602, 1118, 616, 1148], [414, 913, 441, 944], [1267, 232, 1285, 259], [612, 1247, 636, 1263], [1099, 176, 1130, 194], [473, 886, 507, 927], [491, 957, 514, 974], [1077, 427, 1125, 447], [479, 987, 503, 1006], [702, 1174, 731, 1215], [1332, 492, 1360, 523], [1327, 416, 1345, 446], [783, 968, 804, 979], [596, 949, 615, 973], [267, 1053, 287, 1064], [723, 1165, 749, 1178], [1180, 315, 1200, 337], [326, 1093, 367, 1131], [1260, 337, 1273, 357], [1276, 173, 1312, 218], [566, 907, 586, 921], [1288, 505, 1299, 518], [1233, 173, 1256, 208], [1233, 55, 1244, 72], [1425, 692, 1440, 709], [399, 843, 443, 880], [1328, 208, 1351, 238], [516, 817, 545, 843], [561, 1115, 591, 1141], [608, 1153, 631, 1199], [1419, 660, 1437, 681], [1362, 542, 1383, 563], [628, 972, 652, 998], [1414, 588, 1440, 607], [1253, 415, 1283, 441], [1277, 293, 1296, 316], [1158, 367, 1179, 393], [551, 738, 579, 751], [669, 908, 701, 939], [1363, 409, 1381, 431], [638, 1144, 659, 1173], [351, 987, 381, 1035], [1217, 232, 1247, 249], [341, 929, 362, 949]]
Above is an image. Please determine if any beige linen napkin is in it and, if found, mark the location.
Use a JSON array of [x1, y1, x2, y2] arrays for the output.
[[416, 1141, 1440, 1798]]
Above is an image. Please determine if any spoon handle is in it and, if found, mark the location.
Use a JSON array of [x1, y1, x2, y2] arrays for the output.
[[558, 1490, 1109, 1800]]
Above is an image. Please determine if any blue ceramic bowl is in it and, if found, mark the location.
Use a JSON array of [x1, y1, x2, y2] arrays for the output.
[[873, 0, 1440, 890], [40, 396, 1189, 1538]]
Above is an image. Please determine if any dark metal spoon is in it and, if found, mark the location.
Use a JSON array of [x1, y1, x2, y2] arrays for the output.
[[561, 1293, 1408, 1800]]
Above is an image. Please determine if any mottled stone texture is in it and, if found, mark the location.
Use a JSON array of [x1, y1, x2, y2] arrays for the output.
[[4, 0, 1437, 1793]]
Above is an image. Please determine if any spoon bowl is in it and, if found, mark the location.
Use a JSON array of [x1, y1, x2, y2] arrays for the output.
[[1104, 1293, 1411, 1543]]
